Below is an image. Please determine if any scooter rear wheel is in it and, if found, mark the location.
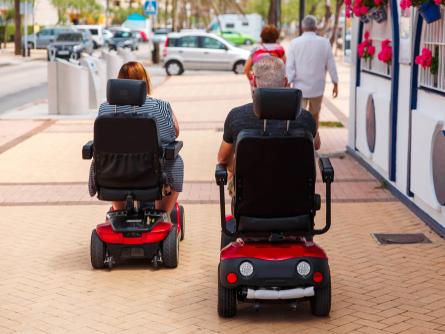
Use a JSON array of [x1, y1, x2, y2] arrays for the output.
[[162, 226, 179, 268], [310, 266, 331, 316], [218, 267, 237, 317], [90, 230, 106, 269]]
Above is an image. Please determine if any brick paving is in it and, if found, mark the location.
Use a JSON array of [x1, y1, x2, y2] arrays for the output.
[[0, 69, 445, 333]]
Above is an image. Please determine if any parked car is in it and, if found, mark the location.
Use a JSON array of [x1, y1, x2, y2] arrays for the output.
[[152, 28, 172, 44], [103, 29, 114, 45], [47, 31, 93, 60], [22, 27, 72, 49], [75, 24, 105, 48], [217, 30, 256, 46], [163, 32, 250, 75], [108, 29, 139, 51], [132, 30, 148, 42]]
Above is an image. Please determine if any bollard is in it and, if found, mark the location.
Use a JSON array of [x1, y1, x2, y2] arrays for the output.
[[152, 42, 160, 64], [48, 59, 90, 115], [101, 50, 124, 80]]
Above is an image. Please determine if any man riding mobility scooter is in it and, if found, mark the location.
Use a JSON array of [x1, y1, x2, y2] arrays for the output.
[[215, 88, 334, 317], [83, 79, 185, 269]]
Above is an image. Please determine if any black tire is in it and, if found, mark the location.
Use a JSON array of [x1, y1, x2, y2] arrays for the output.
[[47, 51, 50, 61], [27, 42, 34, 49], [90, 230, 106, 269], [310, 267, 331, 316], [233, 60, 245, 75], [93, 40, 98, 49], [218, 272, 237, 317], [165, 60, 184, 76], [179, 205, 185, 241], [220, 231, 235, 249], [170, 205, 185, 241], [162, 226, 179, 268]]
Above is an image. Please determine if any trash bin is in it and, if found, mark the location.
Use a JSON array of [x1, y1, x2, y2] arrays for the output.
[[152, 42, 160, 64]]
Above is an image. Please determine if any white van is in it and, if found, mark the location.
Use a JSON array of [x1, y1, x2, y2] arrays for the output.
[[209, 13, 264, 40], [75, 25, 105, 48]]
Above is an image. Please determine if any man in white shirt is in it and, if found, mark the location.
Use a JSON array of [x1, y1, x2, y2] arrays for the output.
[[286, 15, 339, 128]]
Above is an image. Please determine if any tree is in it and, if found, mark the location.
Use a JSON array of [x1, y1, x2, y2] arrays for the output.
[[14, 0, 20, 55]]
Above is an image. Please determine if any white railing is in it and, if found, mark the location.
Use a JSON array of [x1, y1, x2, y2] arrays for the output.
[[360, 6, 393, 77], [419, 8, 445, 92]]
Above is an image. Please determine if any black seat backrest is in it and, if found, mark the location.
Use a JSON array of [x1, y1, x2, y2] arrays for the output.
[[93, 79, 163, 202], [233, 88, 316, 233]]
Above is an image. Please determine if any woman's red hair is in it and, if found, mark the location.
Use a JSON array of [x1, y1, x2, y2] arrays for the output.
[[118, 61, 152, 95]]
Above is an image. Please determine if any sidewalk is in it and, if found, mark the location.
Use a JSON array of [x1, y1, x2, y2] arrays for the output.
[[0, 43, 47, 66], [1, 72, 445, 334]]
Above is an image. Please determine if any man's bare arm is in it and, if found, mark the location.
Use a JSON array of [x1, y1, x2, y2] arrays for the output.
[[217, 140, 234, 173]]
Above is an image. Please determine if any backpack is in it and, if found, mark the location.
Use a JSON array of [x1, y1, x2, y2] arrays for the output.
[[252, 44, 286, 64]]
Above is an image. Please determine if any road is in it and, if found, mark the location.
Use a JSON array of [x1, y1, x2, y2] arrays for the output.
[[0, 44, 166, 114]]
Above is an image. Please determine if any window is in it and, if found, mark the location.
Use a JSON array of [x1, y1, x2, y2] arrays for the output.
[[114, 31, 131, 38], [360, 7, 393, 78], [177, 36, 198, 48], [225, 23, 235, 29], [242, 21, 249, 26], [40, 29, 52, 36], [201, 37, 226, 50], [56, 33, 82, 42], [89, 29, 98, 35], [418, 7, 445, 92]]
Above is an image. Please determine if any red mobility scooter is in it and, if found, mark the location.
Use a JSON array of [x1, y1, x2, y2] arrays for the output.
[[83, 79, 184, 269], [215, 88, 334, 317]]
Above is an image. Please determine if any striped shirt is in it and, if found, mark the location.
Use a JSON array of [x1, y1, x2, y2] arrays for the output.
[[88, 96, 184, 194]]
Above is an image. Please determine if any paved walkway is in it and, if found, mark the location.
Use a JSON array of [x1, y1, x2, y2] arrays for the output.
[[1, 70, 445, 334]]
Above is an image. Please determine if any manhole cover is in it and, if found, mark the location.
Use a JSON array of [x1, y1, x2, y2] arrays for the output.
[[372, 233, 431, 245]]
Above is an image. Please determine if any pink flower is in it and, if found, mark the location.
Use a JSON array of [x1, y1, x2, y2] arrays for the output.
[[368, 45, 376, 56], [434, 0, 442, 5], [378, 40, 392, 64], [364, 31, 370, 40], [374, 0, 382, 6], [353, 6, 362, 16], [346, 7, 351, 17], [358, 44, 365, 57], [359, 5, 369, 14], [400, 0, 412, 10], [415, 48, 433, 68]]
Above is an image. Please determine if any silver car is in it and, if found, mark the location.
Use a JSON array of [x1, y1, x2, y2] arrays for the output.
[[163, 32, 250, 75], [23, 27, 72, 49]]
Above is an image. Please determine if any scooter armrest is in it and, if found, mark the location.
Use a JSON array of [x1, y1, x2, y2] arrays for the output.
[[318, 157, 334, 183], [82, 140, 94, 160], [215, 164, 228, 186], [164, 141, 183, 160]]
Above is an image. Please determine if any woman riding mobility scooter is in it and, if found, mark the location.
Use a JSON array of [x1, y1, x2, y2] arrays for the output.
[[83, 79, 185, 269], [215, 88, 334, 317]]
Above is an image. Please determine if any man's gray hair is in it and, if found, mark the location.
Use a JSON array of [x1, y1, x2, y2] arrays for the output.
[[302, 15, 317, 31], [252, 56, 286, 88]]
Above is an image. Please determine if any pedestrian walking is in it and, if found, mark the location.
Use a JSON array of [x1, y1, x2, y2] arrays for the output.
[[286, 15, 339, 128], [244, 25, 286, 86]]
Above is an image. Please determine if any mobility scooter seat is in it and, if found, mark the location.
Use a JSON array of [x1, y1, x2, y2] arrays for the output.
[[83, 79, 184, 269], [216, 88, 334, 318]]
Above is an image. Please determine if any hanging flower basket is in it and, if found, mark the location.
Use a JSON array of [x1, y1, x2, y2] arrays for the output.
[[360, 14, 372, 22], [400, 0, 441, 24], [419, 0, 441, 23], [346, 0, 388, 23], [370, 6, 388, 22]]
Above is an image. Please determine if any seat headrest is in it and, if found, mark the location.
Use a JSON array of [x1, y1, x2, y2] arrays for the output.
[[253, 88, 302, 120], [106, 79, 147, 106]]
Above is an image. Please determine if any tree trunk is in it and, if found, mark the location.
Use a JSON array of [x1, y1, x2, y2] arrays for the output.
[[171, 0, 177, 31], [14, 0, 21, 55], [164, 0, 169, 26], [329, 0, 344, 45], [268, 0, 281, 28]]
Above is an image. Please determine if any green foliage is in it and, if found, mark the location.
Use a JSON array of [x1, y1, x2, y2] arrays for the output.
[[50, 0, 103, 23], [111, 6, 144, 25]]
